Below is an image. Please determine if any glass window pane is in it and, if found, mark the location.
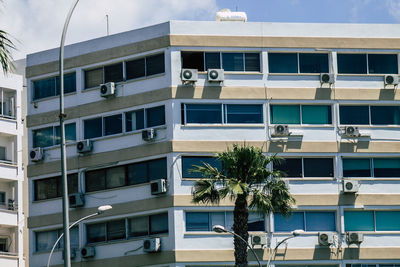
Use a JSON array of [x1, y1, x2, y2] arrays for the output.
[[85, 68, 103, 89], [226, 104, 263, 124], [129, 216, 149, 237], [337, 54, 367, 74], [225, 212, 234, 231], [368, 54, 398, 74], [127, 161, 148, 185], [125, 109, 144, 132], [371, 106, 400, 125], [146, 106, 165, 127], [36, 230, 58, 251], [222, 53, 244, 71], [376, 211, 400, 231], [205, 53, 221, 69], [274, 158, 302, 178], [56, 73, 76, 95], [146, 53, 165, 76], [210, 212, 225, 228], [245, 53, 260, 72], [182, 156, 223, 178], [33, 77, 56, 100], [302, 105, 332, 124], [33, 127, 54, 148], [55, 123, 76, 145], [126, 58, 145, 80], [150, 213, 169, 234], [182, 51, 205, 71], [107, 220, 126, 241], [104, 63, 123, 83], [305, 212, 335, 231], [34, 177, 58, 201], [274, 212, 304, 232], [84, 117, 102, 139], [304, 158, 334, 177], [344, 211, 374, 231], [270, 105, 300, 124], [248, 212, 265, 231], [299, 53, 329, 73], [148, 158, 167, 181], [186, 212, 209, 231], [104, 114, 122, 136], [374, 158, 400, 177], [0, 147, 4, 161], [85, 169, 106, 192], [87, 223, 106, 243], [105, 166, 125, 189], [343, 158, 371, 177], [268, 53, 298, 73], [339, 106, 369, 125], [186, 104, 222, 124]]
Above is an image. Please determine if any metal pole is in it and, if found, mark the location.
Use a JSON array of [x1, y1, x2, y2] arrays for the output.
[[59, 0, 80, 266], [266, 235, 296, 267], [106, 15, 109, 36], [225, 229, 262, 267]]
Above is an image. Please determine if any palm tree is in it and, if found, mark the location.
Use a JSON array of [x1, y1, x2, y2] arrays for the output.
[[0, 29, 15, 73], [191, 144, 295, 267]]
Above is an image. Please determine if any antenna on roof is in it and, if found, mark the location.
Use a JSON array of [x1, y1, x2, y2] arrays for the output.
[[106, 14, 109, 36]]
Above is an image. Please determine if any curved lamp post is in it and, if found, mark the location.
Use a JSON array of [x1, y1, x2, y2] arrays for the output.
[[212, 225, 262, 267], [266, 229, 304, 267], [47, 205, 112, 267]]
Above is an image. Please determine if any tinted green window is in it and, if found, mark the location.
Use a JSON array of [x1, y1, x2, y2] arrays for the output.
[[270, 105, 300, 124], [299, 53, 329, 73], [339, 106, 369, 125], [301, 105, 331, 124], [343, 158, 371, 177], [126, 58, 145, 80], [222, 53, 244, 71], [84, 117, 102, 139], [376, 211, 400, 231], [368, 54, 398, 74], [374, 158, 400, 177], [186, 104, 222, 123], [344, 211, 374, 231], [371, 106, 400, 125], [268, 53, 298, 73], [146, 53, 165, 76], [274, 158, 302, 178], [186, 212, 209, 231], [33, 127, 53, 148], [182, 156, 222, 178], [245, 53, 260, 72], [146, 106, 165, 127], [225, 104, 263, 124], [337, 54, 367, 74], [205, 53, 221, 69]]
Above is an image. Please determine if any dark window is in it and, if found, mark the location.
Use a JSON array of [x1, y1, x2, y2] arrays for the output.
[[104, 63, 123, 83], [56, 73, 77, 95], [33, 73, 76, 100], [105, 166, 125, 189], [125, 109, 144, 132], [146, 106, 165, 127], [374, 158, 400, 177], [54, 123, 76, 145], [84, 67, 103, 89], [371, 106, 400, 125], [185, 104, 222, 124], [303, 158, 333, 177], [126, 58, 145, 80], [150, 213, 169, 234], [128, 212, 168, 237], [181, 52, 204, 71], [87, 223, 106, 243], [85, 169, 106, 192], [129, 216, 148, 237], [127, 161, 148, 185], [146, 54, 165, 76], [205, 53, 221, 69], [34, 123, 76, 148], [148, 158, 167, 181], [222, 53, 244, 71], [343, 158, 371, 177], [274, 158, 302, 178], [299, 53, 329, 73], [107, 220, 126, 241], [225, 104, 263, 123], [268, 53, 298, 73], [245, 53, 261, 72], [182, 156, 223, 178], [34, 174, 78, 201], [368, 54, 398, 74], [84, 117, 102, 139], [186, 212, 209, 231], [337, 54, 367, 74], [339, 106, 369, 125], [104, 114, 122, 136]]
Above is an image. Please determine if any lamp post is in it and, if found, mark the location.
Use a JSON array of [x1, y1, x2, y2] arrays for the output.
[[266, 229, 304, 267], [47, 205, 112, 267], [212, 225, 262, 267], [59, 0, 80, 266]]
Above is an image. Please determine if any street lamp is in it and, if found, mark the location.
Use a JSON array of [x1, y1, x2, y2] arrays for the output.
[[47, 205, 112, 267], [212, 225, 262, 267], [266, 229, 304, 267]]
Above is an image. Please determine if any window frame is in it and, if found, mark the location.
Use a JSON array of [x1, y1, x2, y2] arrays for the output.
[[344, 210, 400, 232], [33, 173, 79, 201], [337, 53, 399, 75], [339, 105, 400, 126], [32, 122, 76, 149], [32, 72, 77, 101], [274, 157, 335, 179], [273, 210, 337, 233], [342, 157, 400, 178], [268, 52, 330, 74], [269, 104, 333, 126], [35, 227, 79, 252]]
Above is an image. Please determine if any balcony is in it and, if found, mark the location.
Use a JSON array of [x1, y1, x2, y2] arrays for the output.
[[0, 225, 18, 266]]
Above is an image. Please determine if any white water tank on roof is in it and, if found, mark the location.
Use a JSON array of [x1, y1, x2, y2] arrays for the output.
[[216, 9, 247, 22]]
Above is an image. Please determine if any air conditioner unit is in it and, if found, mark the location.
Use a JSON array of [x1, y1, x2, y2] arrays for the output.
[[272, 124, 290, 136], [207, 69, 224, 82], [142, 128, 156, 141], [384, 75, 399, 86], [320, 73, 335, 84], [249, 233, 267, 247], [62, 249, 77, 259], [181, 69, 198, 83], [68, 193, 85, 208], [343, 179, 360, 193], [343, 126, 360, 137], [100, 82, 115, 97], [30, 147, 44, 162], [76, 140, 93, 154], [143, 237, 161, 252], [81, 246, 95, 258], [318, 232, 334, 246], [151, 179, 167, 195], [347, 232, 364, 243]]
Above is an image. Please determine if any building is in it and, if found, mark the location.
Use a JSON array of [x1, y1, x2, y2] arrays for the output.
[[0, 69, 25, 266], [26, 18, 400, 267]]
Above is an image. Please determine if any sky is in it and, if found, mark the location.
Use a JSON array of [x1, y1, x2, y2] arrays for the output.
[[2, 0, 400, 60]]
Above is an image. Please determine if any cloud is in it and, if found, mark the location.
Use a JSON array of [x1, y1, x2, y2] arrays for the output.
[[385, 0, 400, 21], [0, 0, 218, 59]]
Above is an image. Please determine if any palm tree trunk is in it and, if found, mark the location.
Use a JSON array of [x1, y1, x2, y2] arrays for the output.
[[233, 194, 249, 267]]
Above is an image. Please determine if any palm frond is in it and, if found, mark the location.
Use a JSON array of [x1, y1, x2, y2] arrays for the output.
[[249, 188, 273, 214], [264, 179, 295, 215], [0, 30, 16, 73], [192, 179, 222, 204]]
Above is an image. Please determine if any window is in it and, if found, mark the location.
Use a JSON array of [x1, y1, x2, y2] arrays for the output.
[[36, 227, 78, 252], [344, 210, 400, 231], [87, 219, 126, 243], [340, 105, 400, 125], [274, 158, 334, 178], [33, 73, 76, 100], [337, 54, 398, 74], [343, 158, 400, 178], [125, 105, 165, 132], [84, 63, 123, 89], [182, 156, 223, 178], [268, 53, 329, 74], [181, 51, 261, 72], [270, 105, 332, 125], [33, 123, 76, 148], [274, 211, 335, 232], [186, 211, 264, 232], [225, 104, 263, 124], [0, 146, 5, 161], [125, 53, 165, 80], [34, 174, 78, 201], [185, 104, 222, 124], [128, 212, 169, 238], [83, 114, 122, 139], [0, 238, 6, 252], [0, 192, 5, 206]]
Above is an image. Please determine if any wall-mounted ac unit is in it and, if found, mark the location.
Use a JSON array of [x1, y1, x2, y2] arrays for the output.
[[143, 237, 161, 252], [320, 73, 335, 84], [30, 147, 44, 162], [76, 140, 93, 154], [343, 126, 360, 137], [249, 233, 267, 247], [272, 124, 290, 136], [81, 246, 95, 258], [142, 129, 156, 141], [347, 232, 364, 243], [343, 179, 359, 193], [318, 232, 334, 246], [207, 69, 224, 82], [100, 82, 115, 97], [151, 179, 167, 195], [384, 75, 399, 86], [181, 69, 198, 83], [68, 193, 85, 208]]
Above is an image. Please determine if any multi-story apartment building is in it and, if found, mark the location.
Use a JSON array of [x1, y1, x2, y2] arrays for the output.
[[0, 69, 24, 266], [26, 18, 400, 267]]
